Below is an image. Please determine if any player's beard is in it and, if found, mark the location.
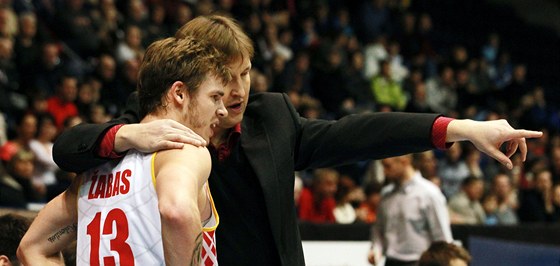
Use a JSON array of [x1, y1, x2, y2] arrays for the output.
[[186, 97, 205, 132]]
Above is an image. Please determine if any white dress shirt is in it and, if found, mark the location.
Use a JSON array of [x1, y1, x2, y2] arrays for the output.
[[371, 172, 453, 262]]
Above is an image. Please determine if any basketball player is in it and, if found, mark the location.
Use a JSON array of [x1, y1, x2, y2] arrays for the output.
[[17, 36, 229, 265]]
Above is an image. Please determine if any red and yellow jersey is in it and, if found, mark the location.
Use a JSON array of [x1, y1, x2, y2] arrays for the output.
[[76, 150, 219, 265]]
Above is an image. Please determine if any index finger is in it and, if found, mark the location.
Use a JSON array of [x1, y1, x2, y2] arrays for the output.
[[510, 130, 543, 139]]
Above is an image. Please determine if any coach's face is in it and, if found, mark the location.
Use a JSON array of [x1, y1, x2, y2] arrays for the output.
[[218, 57, 251, 129]]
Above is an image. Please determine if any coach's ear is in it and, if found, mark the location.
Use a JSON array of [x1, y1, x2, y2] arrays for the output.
[[168, 81, 189, 106]]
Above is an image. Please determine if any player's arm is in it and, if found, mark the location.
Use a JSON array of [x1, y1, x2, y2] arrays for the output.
[[154, 145, 211, 266], [17, 175, 80, 265]]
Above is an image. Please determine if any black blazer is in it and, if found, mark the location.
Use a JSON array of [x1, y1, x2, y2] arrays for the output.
[[53, 92, 439, 265]]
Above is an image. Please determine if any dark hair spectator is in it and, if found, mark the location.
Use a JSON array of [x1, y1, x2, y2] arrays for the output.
[[0, 213, 31, 264], [418, 241, 471, 266]]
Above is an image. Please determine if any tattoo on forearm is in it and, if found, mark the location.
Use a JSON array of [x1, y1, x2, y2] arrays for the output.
[[47, 224, 77, 243], [190, 232, 203, 266]]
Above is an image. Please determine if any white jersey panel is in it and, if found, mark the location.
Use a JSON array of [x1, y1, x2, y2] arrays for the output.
[[76, 150, 163, 266]]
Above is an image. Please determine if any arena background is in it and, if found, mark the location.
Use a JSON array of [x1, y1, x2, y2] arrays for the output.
[[0, 0, 559, 265]]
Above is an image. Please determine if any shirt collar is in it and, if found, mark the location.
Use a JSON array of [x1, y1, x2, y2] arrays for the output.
[[399, 172, 423, 194], [211, 123, 242, 161]]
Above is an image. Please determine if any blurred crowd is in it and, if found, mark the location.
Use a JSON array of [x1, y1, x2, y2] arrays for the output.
[[0, 0, 558, 226]]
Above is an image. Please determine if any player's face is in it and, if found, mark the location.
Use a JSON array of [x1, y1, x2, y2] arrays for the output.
[[186, 75, 227, 142], [217, 57, 251, 129]]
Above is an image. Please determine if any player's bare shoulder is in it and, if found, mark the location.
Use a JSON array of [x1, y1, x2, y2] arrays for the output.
[[155, 145, 212, 181]]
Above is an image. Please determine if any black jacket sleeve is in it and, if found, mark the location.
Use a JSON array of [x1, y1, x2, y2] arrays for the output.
[[293, 111, 439, 170], [53, 92, 141, 173]]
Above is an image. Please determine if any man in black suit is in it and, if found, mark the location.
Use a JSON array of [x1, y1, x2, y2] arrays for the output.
[[52, 15, 541, 266]]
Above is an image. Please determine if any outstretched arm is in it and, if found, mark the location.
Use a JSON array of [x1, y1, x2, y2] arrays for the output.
[[446, 119, 542, 169], [154, 145, 211, 265], [17, 177, 80, 265]]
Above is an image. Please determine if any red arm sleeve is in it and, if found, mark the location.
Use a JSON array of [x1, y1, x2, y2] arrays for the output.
[[97, 124, 126, 158], [431, 116, 454, 150]]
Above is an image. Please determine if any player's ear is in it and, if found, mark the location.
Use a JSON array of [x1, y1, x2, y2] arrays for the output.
[[0, 255, 12, 265], [168, 81, 189, 105]]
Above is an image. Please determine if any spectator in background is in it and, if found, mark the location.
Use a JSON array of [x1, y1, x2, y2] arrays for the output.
[[449, 46, 469, 71], [14, 12, 44, 95], [171, 3, 195, 33], [520, 87, 560, 133], [481, 193, 500, 225], [2, 150, 44, 207], [369, 154, 452, 266], [551, 184, 560, 221], [94, 54, 118, 109], [438, 143, 470, 198], [333, 183, 357, 224], [268, 54, 289, 93], [448, 176, 486, 225], [464, 146, 484, 179], [95, 0, 121, 53], [250, 69, 269, 93], [363, 34, 388, 80], [54, 0, 99, 59], [413, 150, 443, 189], [518, 169, 557, 222], [418, 241, 471, 266], [482, 33, 500, 66], [298, 168, 339, 223], [0, 7, 17, 39], [29, 113, 59, 190], [284, 51, 313, 96], [0, 161, 28, 208], [549, 146, 560, 184], [115, 24, 144, 64], [356, 182, 382, 224], [33, 42, 68, 96], [491, 173, 519, 225], [501, 64, 529, 111], [371, 59, 407, 111], [386, 41, 409, 84], [357, 0, 390, 43], [425, 65, 457, 116], [455, 68, 479, 113], [144, 4, 169, 47], [26, 91, 50, 124], [89, 104, 110, 124], [311, 46, 352, 118], [124, 0, 149, 29], [0, 112, 37, 162], [114, 58, 140, 109], [258, 22, 292, 64], [345, 51, 375, 112], [405, 81, 435, 114], [75, 78, 98, 120], [0, 213, 31, 265], [46, 75, 78, 129], [0, 36, 20, 113]]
